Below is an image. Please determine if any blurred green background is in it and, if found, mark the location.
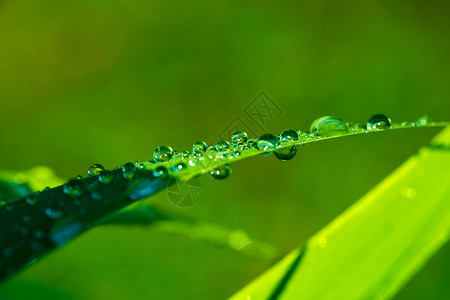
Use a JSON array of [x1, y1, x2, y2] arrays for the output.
[[0, 0, 449, 299]]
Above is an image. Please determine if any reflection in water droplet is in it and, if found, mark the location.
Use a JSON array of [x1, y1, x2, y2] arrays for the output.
[[63, 179, 82, 197], [153, 146, 174, 163], [193, 141, 208, 154], [367, 114, 391, 130], [210, 163, 232, 180], [122, 162, 136, 179], [417, 115, 432, 126], [216, 140, 230, 151], [310, 116, 348, 137], [99, 170, 113, 184], [274, 145, 298, 161], [88, 164, 105, 176], [257, 133, 278, 155], [153, 166, 168, 177], [279, 129, 299, 143], [232, 131, 248, 143], [45, 207, 63, 219]]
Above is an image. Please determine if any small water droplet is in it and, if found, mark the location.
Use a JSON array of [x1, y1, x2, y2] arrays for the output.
[[416, 115, 432, 126], [231, 149, 241, 157], [99, 170, 113, 184], [193, 141, 208, 154], [170, 163, 187, 173], [310, 116, 348, 137], [63, 179, 82, 197], [232, 131, 248, 143], [279, 129, 299, 143], [91, 191, 103, 201], [75, 175, 83, 180], [26, 196, 38, 206], [88, 164, 105, 176], [153, 166, 168, 177], [50, 221, 83, 247], [45, 207, 63, 219], [122, 162, 136, 179], [257, 133, 278, 154], [153, 146, 174, 163], [274, 145, 298, 161], [367, 114, 391, 130], [216, 140, 230, 151], [210, 163, 232, 180]]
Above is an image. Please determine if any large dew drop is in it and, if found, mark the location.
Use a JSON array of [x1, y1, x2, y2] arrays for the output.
[[367, 114, 391, 130], [193, 141, 208, 154], [210, 163, 232, 180], [257, 133, 278, 155], [274, 145, 298, 161], [279, 129, 299, 143], [153, 146, 174, 163], [232, 131, 248, 144], [310, 116, 348, 137], [88, 164, 105, 176]]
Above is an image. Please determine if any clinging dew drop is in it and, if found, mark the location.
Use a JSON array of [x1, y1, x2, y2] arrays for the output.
[[153, 166, 168, 177], [63, 179, 82, 197], [193, 141, 208, 154], [367, 114, 391, 130], [257, 133, 278, 155], [279, 129, 299, 143], [99, 170, 113, 184], [274, 145, 298, 161], [210, 163, 232, 180], [122, 162, 136, 179]]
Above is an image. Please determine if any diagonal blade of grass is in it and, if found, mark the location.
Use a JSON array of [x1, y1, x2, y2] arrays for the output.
[[229, 126, 450, 300]]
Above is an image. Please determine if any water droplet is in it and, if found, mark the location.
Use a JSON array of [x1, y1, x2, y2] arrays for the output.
[[99, 170, 113, 184], [122, 162, 136, 179], [216, 140, 230, 151], [75, 175, 83, 180], [231, 149, 241, 157], [171, 162, 187, 173], [91, 191, 103, 201], [193, 141, 208, 154], [26, 196, 38, 205], [50, 221, 83, 247], [367, 114, 391, 130], [153, 146, 174, 163], [232, 131, 248, 143], [257, 133, 278, 154], [153, 166, 168, 177], [63, 179, 82, 197], [204, 148, 219, 159], [310, 116, 348, 137], [210, 163, 232, 180], [45, 207, 63, 219], [279, 129, 299, 143], [274, 145, 298, 161], [88, 164, 105, 176], [417, 115, 432, 126]]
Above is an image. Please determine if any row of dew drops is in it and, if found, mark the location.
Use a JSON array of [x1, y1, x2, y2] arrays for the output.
[[8, 114, 432, 220]]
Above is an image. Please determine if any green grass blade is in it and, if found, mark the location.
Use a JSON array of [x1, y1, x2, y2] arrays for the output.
[[229, 126, 450, 300]]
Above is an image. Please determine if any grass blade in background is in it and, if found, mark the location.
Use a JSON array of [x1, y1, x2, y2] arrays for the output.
[[230, 126, 450, 300]]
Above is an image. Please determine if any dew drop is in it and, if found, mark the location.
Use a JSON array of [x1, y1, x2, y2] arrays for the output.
[[88, 164, 105, 176], [63, 179, 82, 197], [98, 170, 113, 184], [193, 141, 208, 154], [417, 115, 432, 126], [310, 116, 348, 137], [153, 166, 168, 177], [45, 207, 63, 219], [232, 131, 248, 143], [26, 196, 38, 206], [122, 162, 136, 179], [216, 140, 230, 151], [367, 114, 391, 130], [210, 163, 232, 180], [153, 146, 174, 163], [50, 221, 83, 247], [91, 191, 103, 201], [257, 133, 278, 154], [274, 145, 298, 161], [170, 162, 187, 173], [279, 129, 299, 143]]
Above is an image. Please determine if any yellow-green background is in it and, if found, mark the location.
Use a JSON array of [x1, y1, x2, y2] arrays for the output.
[[0, 0, 449, 299]]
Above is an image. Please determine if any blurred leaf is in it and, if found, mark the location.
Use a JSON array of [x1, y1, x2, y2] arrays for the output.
[[230, 126, 450, 300]]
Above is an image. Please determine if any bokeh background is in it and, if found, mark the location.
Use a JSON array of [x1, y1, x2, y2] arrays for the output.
[[0, 0, 449, 299]]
